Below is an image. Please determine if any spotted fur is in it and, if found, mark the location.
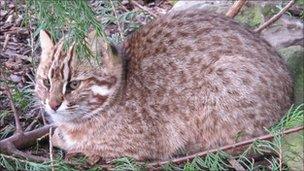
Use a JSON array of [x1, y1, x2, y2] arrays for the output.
[[35, 10, 293, 162]]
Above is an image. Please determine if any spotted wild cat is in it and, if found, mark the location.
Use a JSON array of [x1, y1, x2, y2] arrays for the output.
[[35, 10, 293, 162]]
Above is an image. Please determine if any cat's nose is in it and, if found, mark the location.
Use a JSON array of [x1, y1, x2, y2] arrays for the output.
[[49, 100, 62, 111]]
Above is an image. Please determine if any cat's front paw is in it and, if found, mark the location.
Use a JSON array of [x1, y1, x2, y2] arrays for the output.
[[86, 154, 102, 165], [64, 149, 101, 165], [51, 128, 69, 150]]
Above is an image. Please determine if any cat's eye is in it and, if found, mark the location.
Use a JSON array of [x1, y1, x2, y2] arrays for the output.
[[43, 79, 50, 89], [67, 80, 80, 92]]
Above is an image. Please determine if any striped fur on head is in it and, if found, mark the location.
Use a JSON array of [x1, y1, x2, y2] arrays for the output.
[[35, 30, 122, 124]]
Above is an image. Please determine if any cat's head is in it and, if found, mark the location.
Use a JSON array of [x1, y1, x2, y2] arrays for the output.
[[35, 30, 122, 124]]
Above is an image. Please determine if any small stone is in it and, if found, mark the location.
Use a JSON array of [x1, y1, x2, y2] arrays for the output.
[[5, 14, 14, 23], [14, 15, 23, 26], [10, 74, 22, 83], [0, 11, 8, 17], [121, 0, 129, 5]]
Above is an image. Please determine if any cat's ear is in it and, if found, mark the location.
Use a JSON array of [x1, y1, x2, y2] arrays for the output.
[[86, 31, 121, 72], [39, 30, 54, 61], [100, 42, 121, 72], [86, 30, 101, 57]]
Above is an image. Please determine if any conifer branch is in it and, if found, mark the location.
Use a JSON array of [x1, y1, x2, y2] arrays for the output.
[[147, 126, 304, 168]]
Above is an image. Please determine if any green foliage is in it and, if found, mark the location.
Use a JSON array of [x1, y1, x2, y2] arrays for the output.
[[11, 88, 31, 111], [162, 162, 183, 171], [275, 2, 293, 17], [90, 0, 150, 44], [24, 0, 149, 61], [236, 4, 263, 28], [0, 124, 14, 139], [197, 152, 230, 170], [113, 157, 146, 171], [279, 46, 304, 105], [0, 153, 104, 171], [295, 0, 304, 19], [0, 110, 10, 126], [295, 0, 304, 6], [238, 104, 304, 170], [0, 153, 50, 171], [25, 0, 106, 60], [279, 105, 304, 170], [261, 4, 280, 18], [282, 131, 304, 170], [272, 104, 304, 130], [169, 0, 179, 5]]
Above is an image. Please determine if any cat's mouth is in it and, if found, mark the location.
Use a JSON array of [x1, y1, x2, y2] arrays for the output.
[[44, 100, 69, 114], [43, 100, 83, 123]]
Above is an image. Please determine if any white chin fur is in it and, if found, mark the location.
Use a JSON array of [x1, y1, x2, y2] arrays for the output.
[[44, 100, 77, 123], [50, 114, 78, 123]]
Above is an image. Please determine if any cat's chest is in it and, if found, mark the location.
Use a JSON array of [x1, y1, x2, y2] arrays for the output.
[[53, 124, 96, 149]]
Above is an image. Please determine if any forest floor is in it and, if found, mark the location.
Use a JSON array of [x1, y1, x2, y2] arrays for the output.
[[0, 0, 303, 170]]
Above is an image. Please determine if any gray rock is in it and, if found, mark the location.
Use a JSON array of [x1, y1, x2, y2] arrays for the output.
[[10, 74, 22, 83], [261, 15, 304, 49], [170, 0, 231, 14], [278, 45, 304, 105]]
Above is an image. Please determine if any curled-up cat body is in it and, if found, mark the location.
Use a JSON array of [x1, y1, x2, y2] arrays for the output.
[[35, 10, 293, 162]]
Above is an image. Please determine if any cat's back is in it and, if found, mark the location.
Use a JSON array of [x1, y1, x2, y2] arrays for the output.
[[123, 9, 292, 102], [121, 9, 293, 149], [124, 9, 290, 81]]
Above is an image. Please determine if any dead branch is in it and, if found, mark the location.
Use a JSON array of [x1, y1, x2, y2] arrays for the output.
[[24, 112, 41, 132], [226, 0, 247, 18], [9, 145, 49, 162], [254, 0, 295, 33], [147, 126, 304, 168], [0, 125, 52, 149], [6, 27, 29, 35], [0, 125, 52, 161], [49, 127, 55, 171], [2, 76, 22, 134], [129, 0, 157, 18], [2, 34, 11, 51], [41, 110, 47, 125]]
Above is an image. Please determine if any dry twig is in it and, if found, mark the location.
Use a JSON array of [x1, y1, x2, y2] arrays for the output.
[[254, 0, 295, 33], [24, 112, 42, 132], [0, 75, 51, 160], [49, 127, 55, 171], [2, 75, 22, 134], [2, 33, 11, 51], [226, 0, 247, 18], [147, 126, 304, 168], [0, 125, 52, 161]]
